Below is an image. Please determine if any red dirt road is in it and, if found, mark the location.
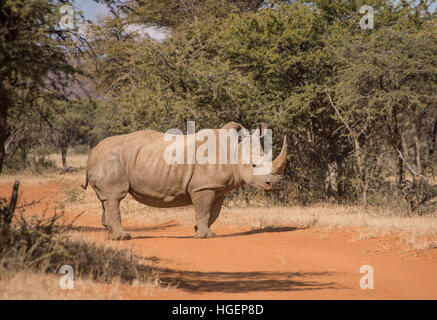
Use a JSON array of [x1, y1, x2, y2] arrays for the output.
[[1, 182, 437, 299]]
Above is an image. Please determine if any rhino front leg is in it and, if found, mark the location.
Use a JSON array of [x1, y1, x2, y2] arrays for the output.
[[208, 195, 224, 228], [191, 190, 217, 239], [194, 195, 224, 233], [103, 199, 131, 240]]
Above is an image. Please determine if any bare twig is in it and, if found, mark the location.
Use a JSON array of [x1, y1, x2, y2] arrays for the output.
[[64, 211, 86, 231], [16, 200, 41, 210], [396, 149, 427, 180], [324, 90, 354, 134]]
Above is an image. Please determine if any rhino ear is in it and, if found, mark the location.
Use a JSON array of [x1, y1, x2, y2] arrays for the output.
[[221, 122, 244, 132], [221, 122, 249, 144]]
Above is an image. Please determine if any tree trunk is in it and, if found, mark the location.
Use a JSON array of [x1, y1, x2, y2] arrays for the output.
[[428, 120, 437, 156], [61, 146, 68, 171], [413, 126, 422, 174], [392, 106, 404, 188], [325, 161, 338, 202], [429, 120, 437, 182], [0, 125, 6, 175], [362, 177, 368, 207], [0, 83, 11, 174], [353, 136, 367, 206], [401, 133, 408, 158]]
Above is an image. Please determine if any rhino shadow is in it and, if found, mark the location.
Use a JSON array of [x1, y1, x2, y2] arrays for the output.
[[155, 268, 342, 293], [219, 226, 300, 237], [70, 222, 179, 233], [131, 226, 300, 240]]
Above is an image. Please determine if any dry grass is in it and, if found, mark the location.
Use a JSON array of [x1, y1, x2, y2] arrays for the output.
[[0, 271, 108, 300], [0, 170, 84, 187], [0, 153, 87, 186], [398, 235, 437, 252], [45, 153, 88, 171], [0, 271, 161, 300]]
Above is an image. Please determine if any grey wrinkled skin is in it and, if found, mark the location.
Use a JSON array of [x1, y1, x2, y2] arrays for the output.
[[83, 122, 287, 240]]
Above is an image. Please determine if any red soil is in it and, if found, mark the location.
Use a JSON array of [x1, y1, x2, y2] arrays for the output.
[[1, 182, 436, 300]]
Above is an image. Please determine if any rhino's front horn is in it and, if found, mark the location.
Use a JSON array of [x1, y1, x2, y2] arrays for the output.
[[272, 136, 287, 174]]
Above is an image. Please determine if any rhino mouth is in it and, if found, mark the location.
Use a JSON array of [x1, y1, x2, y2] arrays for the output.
[[265, 181, 285, 191]]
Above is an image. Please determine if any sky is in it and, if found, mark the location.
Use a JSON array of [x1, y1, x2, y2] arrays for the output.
[[76, 0, 437, 38], [78, 0, 437, 20], [77, 0, 109, 21], [75, 0, 167, 40]]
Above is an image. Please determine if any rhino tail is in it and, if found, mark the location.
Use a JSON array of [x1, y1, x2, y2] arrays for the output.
[[82, 169, 89, 190]]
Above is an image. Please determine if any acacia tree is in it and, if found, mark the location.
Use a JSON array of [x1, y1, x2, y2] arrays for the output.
[[330, 19, 437, 204], [39, 98, 97, 171], [0, 0, 82, 173], [97, 0, 265, 28]]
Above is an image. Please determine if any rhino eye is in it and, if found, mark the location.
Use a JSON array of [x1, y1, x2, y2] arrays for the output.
[[252, 164, 257, 168]]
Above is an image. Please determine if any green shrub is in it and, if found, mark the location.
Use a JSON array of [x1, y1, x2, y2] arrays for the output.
[[69, 144, 90, 155], [63, 187, 85, 204], [3, 153, 57, 174], [33, 145, 58, 157]]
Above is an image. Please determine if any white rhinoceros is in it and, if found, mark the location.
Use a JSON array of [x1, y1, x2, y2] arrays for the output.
[[83, 122, 287, 240]]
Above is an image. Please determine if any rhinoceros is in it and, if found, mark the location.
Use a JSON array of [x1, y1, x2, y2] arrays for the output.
[[83, 122, 287, 240]]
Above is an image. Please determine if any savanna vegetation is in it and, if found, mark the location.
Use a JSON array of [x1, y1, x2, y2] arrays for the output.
[[1, 0, 436, 214], [0, 182, 161, 293]]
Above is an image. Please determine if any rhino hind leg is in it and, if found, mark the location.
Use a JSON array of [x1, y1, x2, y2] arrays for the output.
[[88, 157, 130, 240], [102, 199, 131, 240], [101, 203, 108, 229]]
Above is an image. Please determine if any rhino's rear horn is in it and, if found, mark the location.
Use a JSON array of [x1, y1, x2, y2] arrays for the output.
[[259, 123, 268, 138], [272, 136, 287, 174]]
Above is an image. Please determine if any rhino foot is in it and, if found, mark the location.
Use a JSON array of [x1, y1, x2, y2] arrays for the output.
[[108, 231, 132, 241], [194, 230, 216, 239]]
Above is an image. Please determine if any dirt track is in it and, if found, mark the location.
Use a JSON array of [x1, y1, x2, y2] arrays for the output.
[[1, 182, 437, 300]]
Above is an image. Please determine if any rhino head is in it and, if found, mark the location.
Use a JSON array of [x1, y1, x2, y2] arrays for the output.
[[222, 122, 287, 192]]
